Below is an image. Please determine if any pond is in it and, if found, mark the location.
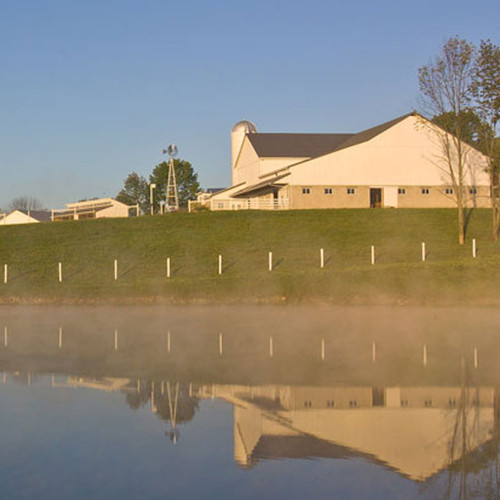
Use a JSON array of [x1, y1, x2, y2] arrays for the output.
[[0, 306, 499, 499]]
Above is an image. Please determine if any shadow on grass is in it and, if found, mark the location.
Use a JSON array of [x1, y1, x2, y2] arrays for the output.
[[274, 257, 284, 269], [464, 207, 475, 239], [3, 268, 37, 283], [65, 265, 88, 280], [222, 260, 238, 273], [120, 264, 139, 278]]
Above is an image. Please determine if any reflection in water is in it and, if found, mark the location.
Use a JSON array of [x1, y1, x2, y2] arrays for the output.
[[124, 380, 199, 443], [2, 369, 498, 496], [1, 306, 500, 499], [199, 382, 497, 485], [52, 376, 200, 444]]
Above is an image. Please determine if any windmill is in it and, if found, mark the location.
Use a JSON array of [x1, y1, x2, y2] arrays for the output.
[[162, 144, 179, 212]]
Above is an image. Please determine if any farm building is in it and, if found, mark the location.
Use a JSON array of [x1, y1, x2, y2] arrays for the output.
[[51, 197, 137, 221], [0, 209, 52, 226], [209, 112, 490, 211]]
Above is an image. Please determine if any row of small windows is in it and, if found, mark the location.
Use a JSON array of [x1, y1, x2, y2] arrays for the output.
[[402, 399, 454, 407], [303, 400, 359, 408], [301, 187, 355, 195], [421, 188, 477, 195], [301, 187, 479, 195], [303, 398, 460, 408]]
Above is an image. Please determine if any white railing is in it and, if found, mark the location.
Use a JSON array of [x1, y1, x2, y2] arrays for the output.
[[210, 198, 289, 211]]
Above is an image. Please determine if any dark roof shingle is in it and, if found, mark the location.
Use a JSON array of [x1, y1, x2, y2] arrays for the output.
[[20, 210, 52, 222], [246, 112, 418, 160], [247, 133, 354, 158]]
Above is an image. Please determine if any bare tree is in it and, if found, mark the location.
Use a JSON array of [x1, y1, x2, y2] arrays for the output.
[[470, 39, 500, 240], [419, 37, 477, 245], [8, 196, 45, 212]]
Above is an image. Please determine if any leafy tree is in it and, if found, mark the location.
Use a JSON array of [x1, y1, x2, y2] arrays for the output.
[[419, 37, 476, 245], [470, 39, 500, 240], [149, 159, 200, 211], [432, 109, 490, 151], [116, 172, 149, 214], [8, 196, 45, 211]]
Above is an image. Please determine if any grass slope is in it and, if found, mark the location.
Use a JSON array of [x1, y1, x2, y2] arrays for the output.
[[0, 209, 499, 304]]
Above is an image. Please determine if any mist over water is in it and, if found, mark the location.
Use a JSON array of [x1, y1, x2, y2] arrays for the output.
[[0, 305, 499, 499]]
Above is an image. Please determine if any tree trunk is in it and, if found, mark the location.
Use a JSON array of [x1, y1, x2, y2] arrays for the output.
[[493, 205, 499, 242], [492, 175, 500, 241], [458, 198, 465, 245]]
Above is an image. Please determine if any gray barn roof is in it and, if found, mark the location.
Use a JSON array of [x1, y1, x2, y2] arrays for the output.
[[247, 133, 354, 158], [246, 112, 417, 160], [19, 210, 52, 222]]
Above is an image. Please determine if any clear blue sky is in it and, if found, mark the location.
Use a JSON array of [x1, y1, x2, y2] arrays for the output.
[[0, 0, 498, 209]]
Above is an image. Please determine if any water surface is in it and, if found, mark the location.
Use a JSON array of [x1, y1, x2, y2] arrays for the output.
[[0, 306, 498, 499]]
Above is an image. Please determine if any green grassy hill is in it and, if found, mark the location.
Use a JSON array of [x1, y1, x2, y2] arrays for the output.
[[0, 209, 499, 304]]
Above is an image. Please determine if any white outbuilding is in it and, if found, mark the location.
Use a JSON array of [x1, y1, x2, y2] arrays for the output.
[[51, 198, 137, 221], [0, 209, 52, 226], [210, 112, 491, 210]]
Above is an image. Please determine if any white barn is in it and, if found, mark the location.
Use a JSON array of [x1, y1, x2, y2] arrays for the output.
[[210, 112, 490, 210]]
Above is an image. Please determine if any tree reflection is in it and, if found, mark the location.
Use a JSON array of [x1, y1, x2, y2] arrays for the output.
[[432, 357, 500, 500], [123, 380, 199, 443]]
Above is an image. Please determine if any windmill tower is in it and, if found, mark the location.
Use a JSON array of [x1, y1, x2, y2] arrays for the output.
[[162, 144, 179, 212]]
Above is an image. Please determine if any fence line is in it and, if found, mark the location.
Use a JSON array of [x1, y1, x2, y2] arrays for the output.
[[0, 241, 485, 285], [0, 326, 486, 372]]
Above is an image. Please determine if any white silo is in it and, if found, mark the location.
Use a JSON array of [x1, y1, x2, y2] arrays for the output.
[[231, 120, 257, 185]]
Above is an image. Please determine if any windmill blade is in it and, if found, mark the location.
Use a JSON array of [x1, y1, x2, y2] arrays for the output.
[[167, 144, 178, 158]]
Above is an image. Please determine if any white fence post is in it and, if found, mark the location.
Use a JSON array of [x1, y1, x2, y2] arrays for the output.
[[167, 331, 171, 353], [268, 252, 273, 271], [321, 338, 325, 360], [422, 242, 426, 262], [167, 258, 171, 278], [423, 343, 427, 367], [218, 255, 222, 275], [474, 347, 478, 369], [114, 329, 119, 351], [371, 246, 375, 265], [58, 327, 63, 349], [218, 333, 223, 355], [3, 264, 7, 284], [58, 262, 62, 283], [3, 326, 7, 347], [114, 260, 118, 281], [269, 336, 274, 357], [320, 248, 325, 269], [372, 341, 376, 362], [472, 239, 477, 258]]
